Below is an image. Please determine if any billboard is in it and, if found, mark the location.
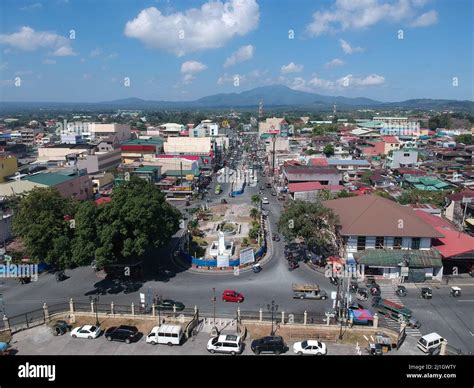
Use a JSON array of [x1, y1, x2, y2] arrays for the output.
[[239, 248, 255, 265], [217, 257, 230, 268]]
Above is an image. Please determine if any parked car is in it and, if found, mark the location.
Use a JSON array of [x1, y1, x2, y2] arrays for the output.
[[207, 334, 243, 355], [71, 325, 101, 339], [222, 290, 244, 303], [262, 197, 270, 204], [52, 320, 72, 336], [251, 336, 287, 355], [104, 325, 139, 344], [156, 299, 185, 311], [146, 325, 183, 346], [293, 340, 327, 355]]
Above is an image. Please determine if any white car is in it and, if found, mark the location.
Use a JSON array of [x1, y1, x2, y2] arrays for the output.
[[71, 325, 101, 339], [262, 197, 269, 204], [207, 334, 243, 355], [293, 340, 327, 355]]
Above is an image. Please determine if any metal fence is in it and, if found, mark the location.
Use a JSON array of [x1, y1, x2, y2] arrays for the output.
[[8, 309, 45, 333]]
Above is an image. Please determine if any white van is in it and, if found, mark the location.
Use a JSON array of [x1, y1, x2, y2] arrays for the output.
[[417, 333, 445, 353], [146, 325, 184, 346]]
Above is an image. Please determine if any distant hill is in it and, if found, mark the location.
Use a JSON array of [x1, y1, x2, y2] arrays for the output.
[[1, 85, 473, 112]]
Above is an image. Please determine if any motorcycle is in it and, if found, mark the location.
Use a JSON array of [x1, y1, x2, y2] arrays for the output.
[[329, 277, 339, 286], [396, 285, 407, 297], [55, 271, 67, 282], [288, 261, 299, 271]]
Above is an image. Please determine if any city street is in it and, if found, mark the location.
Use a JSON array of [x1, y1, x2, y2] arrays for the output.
[[1, 145, 473, 354]]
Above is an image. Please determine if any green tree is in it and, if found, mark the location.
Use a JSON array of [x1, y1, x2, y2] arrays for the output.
[[12, 187, 76, 267], [455, 134, 473, 145], [336, 190, 357, 199], [251, 194, 261, 207], [360, 171, 373, 185], [93, 177, 181, 268], [323, 144, 335, 157], [250, 207, 260, 220], [278, 200, 339, 256]]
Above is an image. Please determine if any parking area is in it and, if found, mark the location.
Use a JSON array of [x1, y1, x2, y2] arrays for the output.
[[11, 323, 360, 356]]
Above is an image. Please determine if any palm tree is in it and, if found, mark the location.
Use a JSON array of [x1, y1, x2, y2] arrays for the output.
[[250, 208, 260, 220], [251, 194, 261, 207]]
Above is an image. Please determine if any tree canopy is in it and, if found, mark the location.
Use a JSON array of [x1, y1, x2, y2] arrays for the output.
[[278, 200, 339, 257], [12, 177, 181, 270]]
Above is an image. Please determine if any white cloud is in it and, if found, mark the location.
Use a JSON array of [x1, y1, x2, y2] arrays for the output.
[[224, 44, 255, 67], [410, 10, 438, 27], [90, 47, 102, 57], [281, 62, 304, 74], [53, 45, 76, 56], [306, 0, 435, 36], [285, 73, 385, 92], [337, 73, 385, 87], [217, 69, 268, 85], [124, 0, 259, 56], [0, 26, 75, 56], [325, 58, 344, 67], [42, 59, 56, 64], [339, 39, 364, 54], [180, 61, 207, 84], [20, 3, 43, 11], [181, 61, 207, 74]]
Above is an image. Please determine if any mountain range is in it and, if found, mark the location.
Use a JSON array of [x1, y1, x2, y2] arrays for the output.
[[1, 85, 473, 112]]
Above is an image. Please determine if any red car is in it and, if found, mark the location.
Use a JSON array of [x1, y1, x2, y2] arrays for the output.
[[222, 290, 244, 303]]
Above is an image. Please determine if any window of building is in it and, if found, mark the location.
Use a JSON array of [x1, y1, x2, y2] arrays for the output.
[[393, 237, 403, 249], [411, 237, 421, 250], [357, 236, 366, 251], [375, 237, 384, 249]]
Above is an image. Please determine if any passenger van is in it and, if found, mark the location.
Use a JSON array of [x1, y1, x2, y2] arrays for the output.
[[417, 333, 445, 353], [146, 325, 184, 346]]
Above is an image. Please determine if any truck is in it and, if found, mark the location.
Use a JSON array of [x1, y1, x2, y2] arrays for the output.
[[292, 283, 327, 300]]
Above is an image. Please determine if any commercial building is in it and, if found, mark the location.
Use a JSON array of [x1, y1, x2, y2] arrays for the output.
[[323, 195, 444, 281], [121, 138, 164, 163], [164, 137, 214, 156], [283, 166, 341, 186], [258, 117, 289, 136]]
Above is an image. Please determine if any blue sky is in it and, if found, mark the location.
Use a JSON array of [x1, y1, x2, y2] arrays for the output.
[[0, 0, 472, 102]]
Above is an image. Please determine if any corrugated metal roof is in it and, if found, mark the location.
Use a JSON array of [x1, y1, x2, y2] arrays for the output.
[[353, 249, 442, 268], [26, 172, 75, 186]]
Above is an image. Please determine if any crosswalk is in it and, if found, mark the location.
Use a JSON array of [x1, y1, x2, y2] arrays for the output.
[[380, 316, 423, 338], [378, 283, 403, 304], [377, 283, 422, 338]]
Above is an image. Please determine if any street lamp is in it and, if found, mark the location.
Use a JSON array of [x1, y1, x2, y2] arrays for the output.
[[267, 300, 279, 336], [89, 295, 100, 327]]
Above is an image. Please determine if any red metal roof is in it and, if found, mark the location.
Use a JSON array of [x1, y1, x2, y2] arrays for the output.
[[413, 210, 455, 230], [288, 181, 324, 192], [309, 158, 329, 167], [381, 135, 399, 143], [433, 227, 474, 257]]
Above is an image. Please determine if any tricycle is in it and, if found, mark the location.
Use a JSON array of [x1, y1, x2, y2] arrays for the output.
[[396, 285, 407, 297], [450, 286, 461, 298], [421, 287, 432, 299], [356, 288, 368, 301]]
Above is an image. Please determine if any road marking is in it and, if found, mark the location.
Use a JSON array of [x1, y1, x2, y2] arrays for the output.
[[469, 331, 474, 337], [457, 300, 474, 302]]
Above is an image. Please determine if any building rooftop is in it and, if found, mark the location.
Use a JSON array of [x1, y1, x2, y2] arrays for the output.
[[353, 249, 442, 268], [25, 172, 76, 186], [123, 138, 163, 146], [323, 194, 444, 238], [328, 159, 370, 166]]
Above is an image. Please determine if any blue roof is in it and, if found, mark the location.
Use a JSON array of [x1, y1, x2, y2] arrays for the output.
[[328, 159, 370, 166]]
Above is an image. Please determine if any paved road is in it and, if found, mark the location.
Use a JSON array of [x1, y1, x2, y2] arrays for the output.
[[1, 146, 473, 354], [0, 157, 336, 322]]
